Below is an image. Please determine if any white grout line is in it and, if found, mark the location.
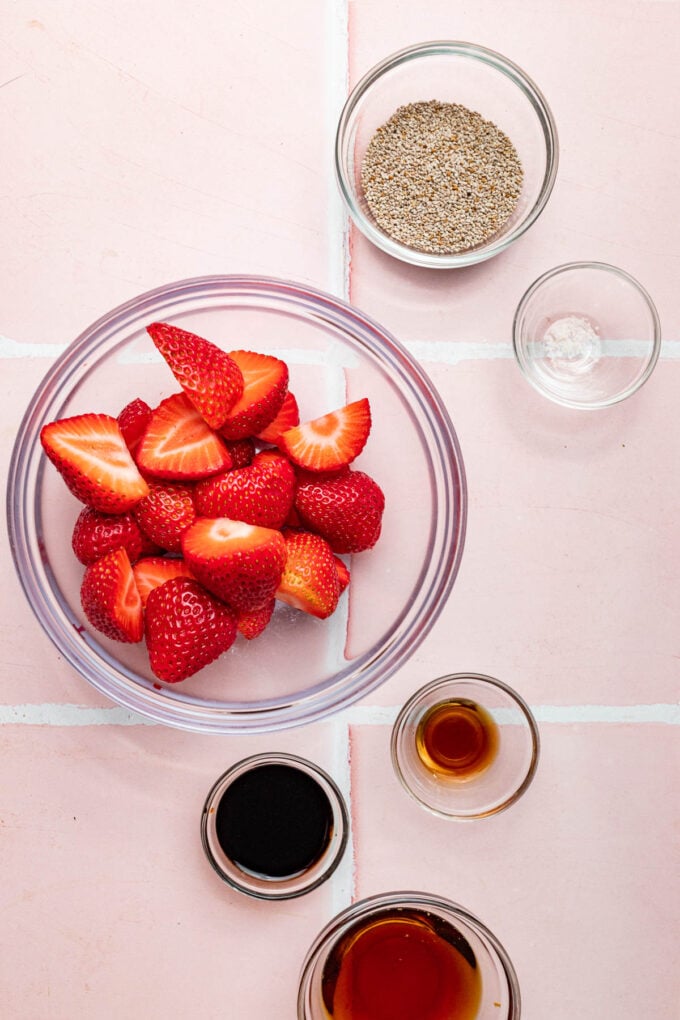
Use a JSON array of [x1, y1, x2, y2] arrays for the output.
[[329, 719, 355, 913], [0, 701, 678, 726], [325, 0, 350, 301]]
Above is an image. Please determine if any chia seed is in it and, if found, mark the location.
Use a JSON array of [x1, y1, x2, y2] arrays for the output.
[[360, 100, 524, 255]]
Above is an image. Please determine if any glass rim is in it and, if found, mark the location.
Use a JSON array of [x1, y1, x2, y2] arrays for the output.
[[335, 39, 560, 269]]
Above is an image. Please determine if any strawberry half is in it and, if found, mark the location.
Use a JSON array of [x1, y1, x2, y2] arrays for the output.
[[278, 398, 371, 472], [147, 322, 243, 430], [194, 450, 296, 530], [41, 413, 149, 513], [136, 392, 232, 480], [219, 350, 288, 440], [224, 437, 256, 469], [133, 481, 196, 553], [295, 468, 385, 553], [145, 577, 238, 683], [117, 398, 152, 457], [72, 506, 156, 566], [182, 517, 286, 612], [132, 556, 195, 608], [80, 547, 144, 642], [257, 391, 299, 444], [237, 598, 275, 640], [334, 556, 351, 595], [275, 530, 341, 620]]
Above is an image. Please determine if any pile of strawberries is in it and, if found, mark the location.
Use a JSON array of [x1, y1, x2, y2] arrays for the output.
[[40, 323, 385, 684]]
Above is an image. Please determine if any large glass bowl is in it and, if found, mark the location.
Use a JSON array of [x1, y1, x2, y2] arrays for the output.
[[335, 40, 559, 268], [7, 276, 467, 733]]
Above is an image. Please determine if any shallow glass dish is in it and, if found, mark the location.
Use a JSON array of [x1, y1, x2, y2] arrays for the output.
[[7, 276, 467, 733], [512, 261, 661, 409], [335, 40, 558, 268]]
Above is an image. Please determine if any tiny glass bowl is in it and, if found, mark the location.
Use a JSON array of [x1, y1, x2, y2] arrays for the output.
[[335, 40, 558, 268], [391, 673, 539, 819], [200, 753, 349, 900], [297, 890, 521, 1019], [512, 261, 661, 409]]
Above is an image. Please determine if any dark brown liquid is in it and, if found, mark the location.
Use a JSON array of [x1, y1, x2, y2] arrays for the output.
[[416, 699, 499, 779], [321, 908, 481, 1020]]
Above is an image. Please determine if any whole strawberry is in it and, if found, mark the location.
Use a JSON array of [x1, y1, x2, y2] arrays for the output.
[[80, 547, 144, 643], [71, 507, 157, 565], [295, 469, 385, 553], [194, 450, 296, 530], [145, 577, 238, 683], [134, 480, 196, 553], [275, 529, 341, 619]]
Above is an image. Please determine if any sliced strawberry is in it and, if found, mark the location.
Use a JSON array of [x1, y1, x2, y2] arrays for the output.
[[80, 547, 144, 642], [219, 350, 288, 440], [71, 506, 155, 566], [224, 437, 256, 469], [133, 481, 196, 553], [334, 556, 351, 595], [181, 517, 286, 612], [275, 530, 341, 620], [132, 556, 195, 608], [257, 391, 299, 444], [295, 468, 385, 553], [237, 598, 275, 640], [147, 322, 243, 430], [278, 398, 371, 472], [136, 392, 232, 480], [117, 398, 152, 456], [194, 450, 296, 530], [145, 577, 238, 683]]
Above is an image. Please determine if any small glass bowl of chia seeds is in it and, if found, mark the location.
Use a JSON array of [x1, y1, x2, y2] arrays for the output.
[[335, 41, 558, 268]]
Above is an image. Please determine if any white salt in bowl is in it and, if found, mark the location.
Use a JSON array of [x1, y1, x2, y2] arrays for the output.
[[335, 40, 558, 268], [513, 262, 661, 409]]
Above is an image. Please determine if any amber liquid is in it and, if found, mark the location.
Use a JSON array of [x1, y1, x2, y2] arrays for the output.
[[416, 699, 499, 780], [321, 908, 481, 1020]]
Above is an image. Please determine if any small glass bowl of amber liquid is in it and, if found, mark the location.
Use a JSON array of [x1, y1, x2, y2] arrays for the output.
[[391, 673, 539, 819]]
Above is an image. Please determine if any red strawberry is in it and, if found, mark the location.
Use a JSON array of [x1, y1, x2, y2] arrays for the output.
[[182, 517, 286, 612], [136, 392, 232, 480], [133, 481, 196, 553], [145, 577, 238, 683], [80, 547, 144, 642], [146, 322, 243, 430], [237, 598, 275, 640], [224, 437, 256, 469], [132, 556, 195, 608], [334, 556, 351, 594], [41, 414, 149, 513], [278, 398, 371, 472], [275, 530, 341, 620], [219, 350, 288, 440], [71, 507, 155, 566], [295, 469, 385, 553], [257, 391, 299, 444], [117, 398, 152, 456], [194, 450, 296, 529]]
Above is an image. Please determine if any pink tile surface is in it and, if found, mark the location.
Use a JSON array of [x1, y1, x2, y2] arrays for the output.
[[1, 1, 679, 1018]]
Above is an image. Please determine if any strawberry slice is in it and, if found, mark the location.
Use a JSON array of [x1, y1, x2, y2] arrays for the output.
[[334, 556, 351, 595], [219, 350, 288, 440], [224, 437, 256, 469], [72, 506, 156, 566], [145, 577, 238, 683], [132, 556, 195, 608], [117, 398, 152, 456], [147, 322, 243, 430], [295, 468, 385, 553], [133, 481, 196, 553], [278, 398, 371, 472], [181, 517, 286, 612], [237, 598, 275, 640], [257, 391, 300, 444], [275, 529, 341, 620], [194, 450, 296, 530], [136, 392, 232, 480], [41, 413, 149, 513], [80, 547, 144, 642]]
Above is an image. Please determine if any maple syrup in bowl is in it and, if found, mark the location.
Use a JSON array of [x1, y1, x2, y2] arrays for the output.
[[298, 891, 520, 1019], [391, 674, 539, 819]]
